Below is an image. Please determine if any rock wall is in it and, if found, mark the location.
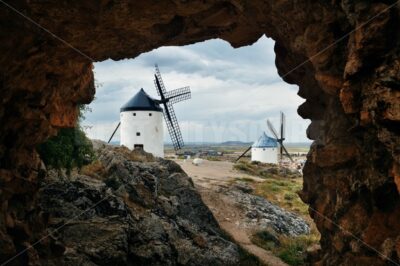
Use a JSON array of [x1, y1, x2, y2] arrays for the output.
[[36, 144, 241, 266], [0, 0, 399, 265]]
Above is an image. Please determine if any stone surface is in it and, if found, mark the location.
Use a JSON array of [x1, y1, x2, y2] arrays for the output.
[[218, 185, 310, 237], [0, 1, 399, 265], [35, 144, 240, 265]]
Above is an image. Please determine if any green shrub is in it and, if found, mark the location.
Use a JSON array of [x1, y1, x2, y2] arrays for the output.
[[251, 230, 280, 250], [252, 233, 318, 266], [277, 236, 314, 266], [38, 127, 95, 175], [234, 163, 250, 171], [37, 105, 95, 175], [284, 193, 296, 201]]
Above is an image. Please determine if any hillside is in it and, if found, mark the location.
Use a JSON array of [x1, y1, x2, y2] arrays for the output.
[[35, 142, 250, 265]]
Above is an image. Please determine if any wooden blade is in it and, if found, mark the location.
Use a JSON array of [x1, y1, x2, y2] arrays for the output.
[[108, 122, 120, 143], [163, 101, 184, 150], [154, 64, 167, 97], [267, 120, 279, 139], [235, 146, 252, 162], [165, 87, 191, 104], [280, 111, 285, 140], [281, 143, 294, 162]]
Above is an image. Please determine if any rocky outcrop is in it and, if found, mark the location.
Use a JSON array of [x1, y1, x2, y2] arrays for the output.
[[218, 185, 310, 236], [35, 143, 240, 265], [0, 1, 399, 265]]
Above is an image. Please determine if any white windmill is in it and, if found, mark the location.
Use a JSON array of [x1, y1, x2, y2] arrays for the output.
[[251, 132, 279, 164], [236, 112, 293, 164], [107, 65, 191, 158]]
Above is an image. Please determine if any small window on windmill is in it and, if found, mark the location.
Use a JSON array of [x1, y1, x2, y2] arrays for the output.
[[149, 113, 152, 116], [263, 148, 266, 151], [136, 132, 140, 136], [133, 113, 136, 116]]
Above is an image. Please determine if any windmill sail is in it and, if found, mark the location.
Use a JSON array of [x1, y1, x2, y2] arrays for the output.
[[107, 122, 120, 143], [153, 64, 190, 151], [267, 120, 279, 139], [235, 146, 252, 162], [165, 87, 191, 104], [267, 116, 294, 162], [154, 64, 167, 97], [163, 101, 184, 150], [281, 143, 293, 162], [280, 111, 285, 140]]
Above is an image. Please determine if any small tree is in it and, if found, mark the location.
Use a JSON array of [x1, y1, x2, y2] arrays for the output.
[[38, 105, 95, 175]]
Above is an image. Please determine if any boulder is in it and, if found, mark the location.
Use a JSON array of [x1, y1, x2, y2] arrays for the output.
[[38, 144, 240, 265]]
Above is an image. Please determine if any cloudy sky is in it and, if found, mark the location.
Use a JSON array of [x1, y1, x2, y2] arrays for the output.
[[82, 35, 311, 144]]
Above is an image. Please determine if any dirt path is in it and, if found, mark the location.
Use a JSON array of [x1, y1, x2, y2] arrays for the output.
[[175, 159, 287, 266], [176, 159, 264, 187]]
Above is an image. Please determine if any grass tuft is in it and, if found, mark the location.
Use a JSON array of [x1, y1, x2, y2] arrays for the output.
[[81, 160, 106, 179], [234, 161, 301, 179], [254, 178, 308, 215], [234, 160, 321, 265], [251, 232, 319, 266], [114, 146, 155, 162]]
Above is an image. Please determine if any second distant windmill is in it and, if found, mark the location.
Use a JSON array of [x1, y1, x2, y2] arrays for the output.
[[236, 112, 293, 164]]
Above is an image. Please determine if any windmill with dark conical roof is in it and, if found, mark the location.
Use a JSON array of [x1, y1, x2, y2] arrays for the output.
[[108, 65, 191, 157]]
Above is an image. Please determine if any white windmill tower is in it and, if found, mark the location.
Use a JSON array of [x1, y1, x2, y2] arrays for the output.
[[251, 132, 279, 164], [107, 65, 191, 158], [236, 112, 294, 164]]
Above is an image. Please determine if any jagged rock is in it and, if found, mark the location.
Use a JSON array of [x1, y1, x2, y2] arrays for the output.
[[37, 145, 240, 265], [221, 186, 310, 236], [233, 182, 254, 194]]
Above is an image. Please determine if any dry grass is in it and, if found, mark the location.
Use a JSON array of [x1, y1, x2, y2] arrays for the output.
[[251, 231, 319, 266], [114, 146, 155, 162], [81, 160, 106, 179], [254, 178, 307, 215], [232, 161, 320, 265], [234, 161, 301, 179], [251, 176, 321, 265]]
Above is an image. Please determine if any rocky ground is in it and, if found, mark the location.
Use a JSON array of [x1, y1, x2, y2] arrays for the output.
[[176, 159, 311, 265], [25, 141, 314, 266], [35, 142, 243, 266], [220, 184, 309, 236]]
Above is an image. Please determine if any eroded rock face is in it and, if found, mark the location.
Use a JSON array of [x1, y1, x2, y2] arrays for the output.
[[36, 144, 240, 266], [0, 0, 399, 265], [218, 184, 310, 236]]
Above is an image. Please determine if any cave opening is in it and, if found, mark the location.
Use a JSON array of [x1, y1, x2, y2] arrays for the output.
[[1, 1, 399, 265], [78, 35, 319, 264], [84, 35, 310, 145]]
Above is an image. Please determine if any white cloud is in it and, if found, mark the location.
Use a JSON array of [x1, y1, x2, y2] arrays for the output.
[[83, 35, 310, 143]]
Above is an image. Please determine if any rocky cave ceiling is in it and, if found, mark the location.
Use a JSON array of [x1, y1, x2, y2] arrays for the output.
[[0, 0, 399, 265]]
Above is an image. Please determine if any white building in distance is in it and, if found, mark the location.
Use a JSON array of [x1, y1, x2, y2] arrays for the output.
[[251, 132, 278, 164], [120, 89, 164, 158]]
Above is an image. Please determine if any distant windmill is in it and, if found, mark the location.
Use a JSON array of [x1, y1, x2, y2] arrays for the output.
[[108, 64, 191, 157], [236, 112, 293, 163], [267, 112, 293, 162]]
